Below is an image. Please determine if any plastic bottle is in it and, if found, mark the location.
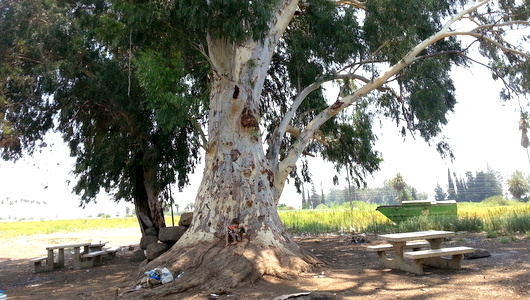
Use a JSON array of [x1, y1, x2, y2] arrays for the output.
[[0, 290, 6, 300]]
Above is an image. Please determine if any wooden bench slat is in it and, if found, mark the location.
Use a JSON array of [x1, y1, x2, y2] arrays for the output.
[[367, 241, 430, 251], [403, 246, 474, 259]]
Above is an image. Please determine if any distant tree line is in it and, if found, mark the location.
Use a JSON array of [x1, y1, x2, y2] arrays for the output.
[[0, 197, 47, 206], [299, 167, 529, 208], [442, 168, 503, 202]]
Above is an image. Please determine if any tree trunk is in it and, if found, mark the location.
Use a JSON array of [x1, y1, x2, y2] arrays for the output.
[[133, 163, 165, 236], [121, 35, 320, 298]]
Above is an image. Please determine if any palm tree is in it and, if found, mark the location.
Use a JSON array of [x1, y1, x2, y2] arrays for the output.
[[390, 173, 410, 203], [507, 170, 529, 201]]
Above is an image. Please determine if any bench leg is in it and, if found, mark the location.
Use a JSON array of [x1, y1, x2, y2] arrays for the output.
[[78, 257, 95, 268], [33, 260, 49, 273], [46, 250, 55, 271], [93, 254, 103, 266], [78, 254, 104, 268], [55, 249, 65, 268], [409, 259, 424, 275], [375, 251, 425, 275], [425, 254, 464, 269]]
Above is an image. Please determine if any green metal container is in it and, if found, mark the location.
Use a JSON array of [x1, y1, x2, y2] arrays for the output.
[[376, 200, 457, 223]]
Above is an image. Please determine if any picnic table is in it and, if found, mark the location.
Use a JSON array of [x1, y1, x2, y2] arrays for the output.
[[368, 230, 474, 275], [31, 241, 114, 272]]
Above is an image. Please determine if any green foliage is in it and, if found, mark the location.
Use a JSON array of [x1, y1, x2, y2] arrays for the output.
[[206, 0, 279, 42], [434, 183, 448, 201], [277, 204, 296, 210], [482, 195, 518, 206], [1, 0, 206, 207], [321, 104, 382, 188], [506, 170, 529, 201]]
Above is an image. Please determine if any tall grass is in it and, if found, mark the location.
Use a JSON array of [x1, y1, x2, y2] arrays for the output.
[[280, 202, 530, 235], [279, 202, 391, 234]]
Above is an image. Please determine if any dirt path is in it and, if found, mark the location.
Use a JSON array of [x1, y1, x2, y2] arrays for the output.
[[1, 229, 529, 299]]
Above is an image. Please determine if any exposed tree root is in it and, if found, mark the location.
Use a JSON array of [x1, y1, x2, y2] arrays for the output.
[[119, 238, 322, 299]]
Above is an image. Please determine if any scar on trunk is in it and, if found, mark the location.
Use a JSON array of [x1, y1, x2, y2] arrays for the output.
[[232, 85, 240, 99], [330, 100, 344, 110], [240, 107, 257, 128], [230, 149, 241, 161]]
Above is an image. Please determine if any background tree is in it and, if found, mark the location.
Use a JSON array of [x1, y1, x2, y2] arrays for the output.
[[2, 0, 529, 295], [507, 170, 529, 201], [0, 0, 205, 235], [447, 169, 457, 200], [309, 184, 320, 209], [455, 169, 503, 202], [434, 183, 448, 201], [455, 172, 467, 202], [390, 173, 409, 203]]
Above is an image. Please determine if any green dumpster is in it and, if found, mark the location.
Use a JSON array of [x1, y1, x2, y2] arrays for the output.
[[376, 200, 457, 223]]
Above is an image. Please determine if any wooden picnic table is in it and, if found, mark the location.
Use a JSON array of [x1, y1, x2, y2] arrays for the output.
[[370, 230, 473, 275]]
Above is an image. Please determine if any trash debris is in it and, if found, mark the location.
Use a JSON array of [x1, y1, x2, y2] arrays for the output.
[[160, 267, 174, 284], [141, 267, 174, 288], [313, 271, 326, 278]]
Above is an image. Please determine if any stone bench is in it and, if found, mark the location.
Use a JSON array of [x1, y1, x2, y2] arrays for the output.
[[30, 256, 50, 273], [403, 246, 474, 274], [79, 250, 107, 268], [104, 247, 120, 259]]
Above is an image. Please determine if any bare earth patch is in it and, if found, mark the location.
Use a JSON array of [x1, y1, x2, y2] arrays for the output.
[[1, 229, 529, 299]]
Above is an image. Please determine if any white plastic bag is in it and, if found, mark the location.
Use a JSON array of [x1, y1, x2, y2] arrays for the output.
[[160, 267, 174, 284]]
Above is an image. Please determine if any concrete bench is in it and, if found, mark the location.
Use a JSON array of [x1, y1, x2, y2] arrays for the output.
[[403, 246, 474, 274], [30, 256, 49, 273], [367, 241, 430, 252], [79, 250, 107, 268], [104, 247, 120, 259]]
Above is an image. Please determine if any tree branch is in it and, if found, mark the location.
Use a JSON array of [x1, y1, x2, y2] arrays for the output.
[[333, 0, 366, 10], [275, 0, 499, 186]]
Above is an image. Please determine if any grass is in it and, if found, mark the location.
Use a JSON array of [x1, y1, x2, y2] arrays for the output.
[[0, 218, 138, 239], [1, 202, 528, 238], [280, 201, 530, 235], [0, 216, 181, 239]]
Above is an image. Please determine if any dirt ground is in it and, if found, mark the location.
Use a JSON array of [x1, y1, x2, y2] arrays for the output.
[[1, 228, 529, 300]]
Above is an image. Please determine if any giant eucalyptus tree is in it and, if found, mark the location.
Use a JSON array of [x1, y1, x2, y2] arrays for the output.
[[1, 0, 529, 296]]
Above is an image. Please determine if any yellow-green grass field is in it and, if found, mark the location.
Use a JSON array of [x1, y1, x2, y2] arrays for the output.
[[1, 201, 529, 239]]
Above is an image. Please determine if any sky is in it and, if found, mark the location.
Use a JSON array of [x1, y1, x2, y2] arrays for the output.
[[1, 65, 529, 220]]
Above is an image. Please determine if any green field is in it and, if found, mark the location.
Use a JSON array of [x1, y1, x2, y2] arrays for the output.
[[1, 201, 529, 239], [280, 201, 530, 235]]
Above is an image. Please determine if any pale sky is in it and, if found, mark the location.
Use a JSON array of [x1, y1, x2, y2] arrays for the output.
[[1, 66, 529, 219]]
